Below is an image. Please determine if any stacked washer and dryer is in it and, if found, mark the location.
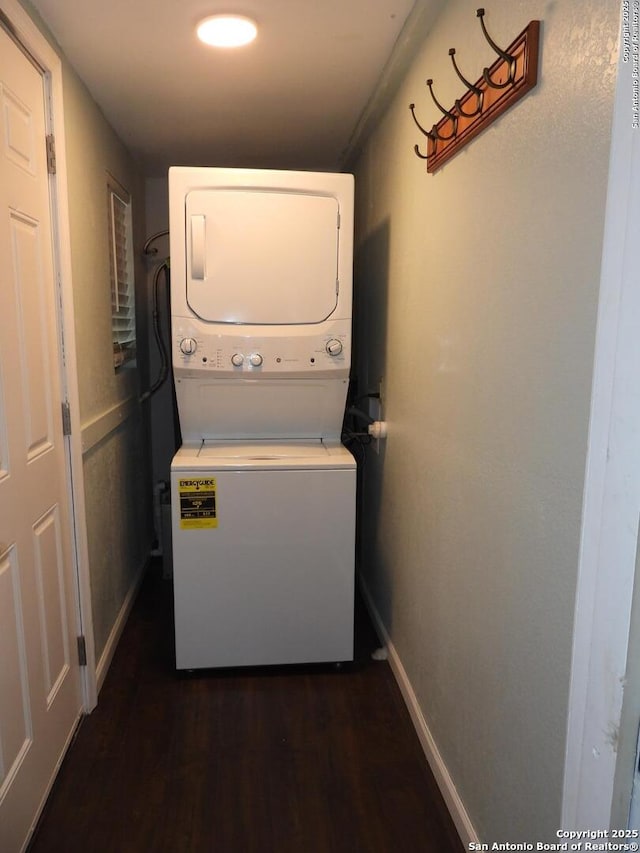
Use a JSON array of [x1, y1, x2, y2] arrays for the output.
[[168, 167, 356, 670]]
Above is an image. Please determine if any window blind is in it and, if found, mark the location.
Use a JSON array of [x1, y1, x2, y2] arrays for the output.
[[109, 183, 136, 367]]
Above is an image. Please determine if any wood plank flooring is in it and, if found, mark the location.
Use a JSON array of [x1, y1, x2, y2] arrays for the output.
[[29, 563, 464, 853]]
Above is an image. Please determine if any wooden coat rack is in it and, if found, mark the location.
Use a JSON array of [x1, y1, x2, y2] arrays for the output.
[[410, 9, 540, 174]]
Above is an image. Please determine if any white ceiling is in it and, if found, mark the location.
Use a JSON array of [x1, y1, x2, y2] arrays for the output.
[[30, 0, 422, 176]]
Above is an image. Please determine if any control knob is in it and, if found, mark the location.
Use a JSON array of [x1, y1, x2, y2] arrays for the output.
[[179, 337, 197, 356], [249, 353, 263, 367], [325, 339, 343, 357], [231, 353, 244, 367]]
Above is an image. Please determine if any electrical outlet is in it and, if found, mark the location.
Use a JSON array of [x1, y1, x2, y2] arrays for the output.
[[369, 387, 382, 456]]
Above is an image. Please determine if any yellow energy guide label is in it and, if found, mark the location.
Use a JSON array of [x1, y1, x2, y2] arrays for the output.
[[178, 478, 218, 529]]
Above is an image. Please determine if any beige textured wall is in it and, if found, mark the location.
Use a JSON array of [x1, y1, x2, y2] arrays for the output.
[[18, 0, 153, 662], [60, 63, 153, 660], [353, 0, 619, 841]]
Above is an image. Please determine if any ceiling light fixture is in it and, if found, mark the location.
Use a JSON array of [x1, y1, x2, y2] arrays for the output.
[[196, 15, 258, 48]]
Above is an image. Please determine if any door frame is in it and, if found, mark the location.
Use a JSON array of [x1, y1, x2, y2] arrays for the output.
[[0, 0, 97, 710], [562, 14, 640, 830]]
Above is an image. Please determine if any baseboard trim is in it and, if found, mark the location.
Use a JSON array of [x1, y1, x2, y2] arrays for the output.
[[95, 557, 147, 695], [358, 576, 479, 848]]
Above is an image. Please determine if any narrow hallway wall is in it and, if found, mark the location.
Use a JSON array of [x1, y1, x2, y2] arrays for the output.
[[61, 66, 153, 664], [352, 0, 620, 841]]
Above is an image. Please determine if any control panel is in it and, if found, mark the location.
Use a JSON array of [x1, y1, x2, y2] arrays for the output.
[[172, 318, 351, 378]]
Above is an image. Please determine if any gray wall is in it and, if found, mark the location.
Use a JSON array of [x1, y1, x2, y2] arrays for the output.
[[61, 66, 153, 661], [352, 0, 619, 841]]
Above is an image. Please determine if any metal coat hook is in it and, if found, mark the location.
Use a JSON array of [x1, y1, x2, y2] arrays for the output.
[[409, 102, 436, 142], [448, 49, 483, 118], [409, 10, 540, 173], [477, 8, 516, 88], [408, 103, 435, 159], [426, 79, 457, 140]]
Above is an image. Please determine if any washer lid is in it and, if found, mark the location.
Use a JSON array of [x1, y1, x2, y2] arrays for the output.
[[185, 189, 340, 325], [199, 440, 326, 458], [179, 440, 355, 470]]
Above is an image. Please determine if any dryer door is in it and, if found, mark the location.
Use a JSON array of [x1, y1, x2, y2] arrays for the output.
[[185, 189, 339, 324]]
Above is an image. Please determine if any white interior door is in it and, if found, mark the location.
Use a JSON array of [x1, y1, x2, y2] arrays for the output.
[[0, 24, 82, 852]]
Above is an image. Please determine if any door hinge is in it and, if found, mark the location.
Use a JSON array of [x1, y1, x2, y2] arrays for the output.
[[61, 401, 72, 436], [77, 635, 87, 667], [46, 134, 56, 174], [337, 211, 341, 229]]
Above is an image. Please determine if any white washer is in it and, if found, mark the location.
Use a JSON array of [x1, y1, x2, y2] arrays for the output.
[[171, 441, 355, 669]]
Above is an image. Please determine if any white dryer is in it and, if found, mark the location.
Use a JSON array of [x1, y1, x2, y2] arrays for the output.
[[168, 167, 356, 669]]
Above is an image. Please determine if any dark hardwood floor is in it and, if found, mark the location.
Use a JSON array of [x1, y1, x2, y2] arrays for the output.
[[29, 562, 464, 853]]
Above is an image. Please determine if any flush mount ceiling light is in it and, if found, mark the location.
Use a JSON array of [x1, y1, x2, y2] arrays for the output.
[[196, 15, 258, 48]]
